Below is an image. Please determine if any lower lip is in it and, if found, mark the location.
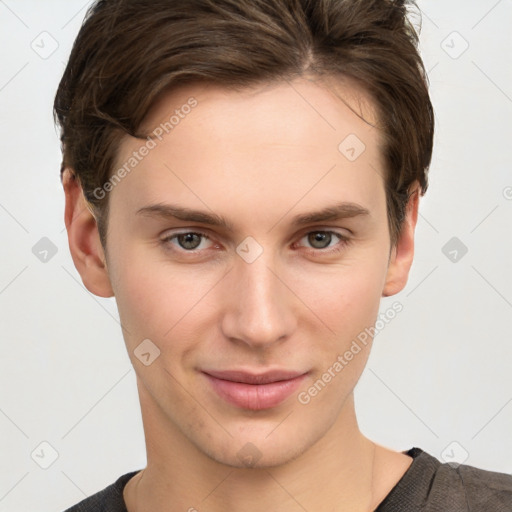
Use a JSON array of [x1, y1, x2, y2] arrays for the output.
[[203, 373, 307, 411]]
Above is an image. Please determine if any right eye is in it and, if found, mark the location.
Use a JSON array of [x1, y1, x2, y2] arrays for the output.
[[161, 231, 215, 252]]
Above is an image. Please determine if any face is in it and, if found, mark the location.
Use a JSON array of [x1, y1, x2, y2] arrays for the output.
[[80, 77, 415, 468]]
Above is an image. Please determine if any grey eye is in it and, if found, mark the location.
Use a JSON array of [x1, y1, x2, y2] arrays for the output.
[[177, 233, 203, 250], [307, 232, 333, 249]]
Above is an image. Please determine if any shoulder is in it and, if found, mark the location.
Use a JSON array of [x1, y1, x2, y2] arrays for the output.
[[415, 449, 512, 511], [62, 471, 139, 512], [451, 459, 512, 510], [377, 448, 512, 512]]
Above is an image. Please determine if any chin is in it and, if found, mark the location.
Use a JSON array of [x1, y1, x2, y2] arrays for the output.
[[201, 430, 311, 470]]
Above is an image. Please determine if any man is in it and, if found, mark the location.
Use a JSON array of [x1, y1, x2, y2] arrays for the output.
[[56, 0, 512, 510]]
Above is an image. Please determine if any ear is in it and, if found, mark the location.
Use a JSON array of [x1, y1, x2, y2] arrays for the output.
[[382, 182, 420, 297], [62, 168, 114, 298]]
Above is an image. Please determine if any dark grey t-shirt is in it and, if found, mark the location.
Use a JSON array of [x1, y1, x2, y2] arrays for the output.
[[63, 447, 512, 511]]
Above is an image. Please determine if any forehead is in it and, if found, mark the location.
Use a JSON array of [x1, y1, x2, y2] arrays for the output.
[[142, 76, 380, 146], [111, 77, 386, 223]]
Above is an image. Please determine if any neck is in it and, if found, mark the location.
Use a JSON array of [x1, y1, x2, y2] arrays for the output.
[[125, 383, 385, 512]]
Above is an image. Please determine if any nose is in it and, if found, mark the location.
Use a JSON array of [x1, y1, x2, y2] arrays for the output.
[[220, 251, 297, 350]]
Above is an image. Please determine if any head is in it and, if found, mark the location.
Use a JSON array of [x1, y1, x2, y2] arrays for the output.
[[56, 0, 434, 468]]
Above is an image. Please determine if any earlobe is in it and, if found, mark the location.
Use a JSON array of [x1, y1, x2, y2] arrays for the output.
[[382, 184, 420, 298], [62, 169, 114, 298]]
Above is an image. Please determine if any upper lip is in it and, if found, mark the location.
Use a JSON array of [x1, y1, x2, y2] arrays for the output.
[[202, 369, 307, 385]]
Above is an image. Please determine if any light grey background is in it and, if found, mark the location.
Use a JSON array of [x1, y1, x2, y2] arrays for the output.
[[0, 1, 511, 511]]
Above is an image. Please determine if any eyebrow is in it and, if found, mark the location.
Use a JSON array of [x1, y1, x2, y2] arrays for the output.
[[136, 202, 370, 230]]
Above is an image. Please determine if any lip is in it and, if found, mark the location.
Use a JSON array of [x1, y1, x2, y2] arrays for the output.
[[202, 369, 308, 410]]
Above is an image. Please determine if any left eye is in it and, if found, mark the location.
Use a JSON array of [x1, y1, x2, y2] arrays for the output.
[[298, 231, 345, 250]]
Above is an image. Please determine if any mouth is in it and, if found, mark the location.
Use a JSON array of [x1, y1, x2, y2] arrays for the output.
[[201, 369, 308, 410]]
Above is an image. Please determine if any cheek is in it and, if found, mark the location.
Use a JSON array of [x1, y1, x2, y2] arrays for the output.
[[107, 246, 171, 343], [293, 264, 384, 409], [109, 247, 223, 350], [288, 255, 386, 339]]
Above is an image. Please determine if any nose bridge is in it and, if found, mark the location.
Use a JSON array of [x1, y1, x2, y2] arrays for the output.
[[221, 248, 296, 347]]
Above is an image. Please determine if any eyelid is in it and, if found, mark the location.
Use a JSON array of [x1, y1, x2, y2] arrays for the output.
[[161, 228, 213, 240], [296, 226, 351, 238]]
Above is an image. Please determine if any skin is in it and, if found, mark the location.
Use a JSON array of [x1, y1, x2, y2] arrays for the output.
[[63, 77, 419, 511]]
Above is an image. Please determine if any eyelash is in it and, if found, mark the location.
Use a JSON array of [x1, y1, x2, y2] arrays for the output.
[[160, 230, 351, 256]]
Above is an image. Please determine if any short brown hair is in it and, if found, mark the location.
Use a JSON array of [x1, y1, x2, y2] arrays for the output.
[[54, 0, 434, 250]]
